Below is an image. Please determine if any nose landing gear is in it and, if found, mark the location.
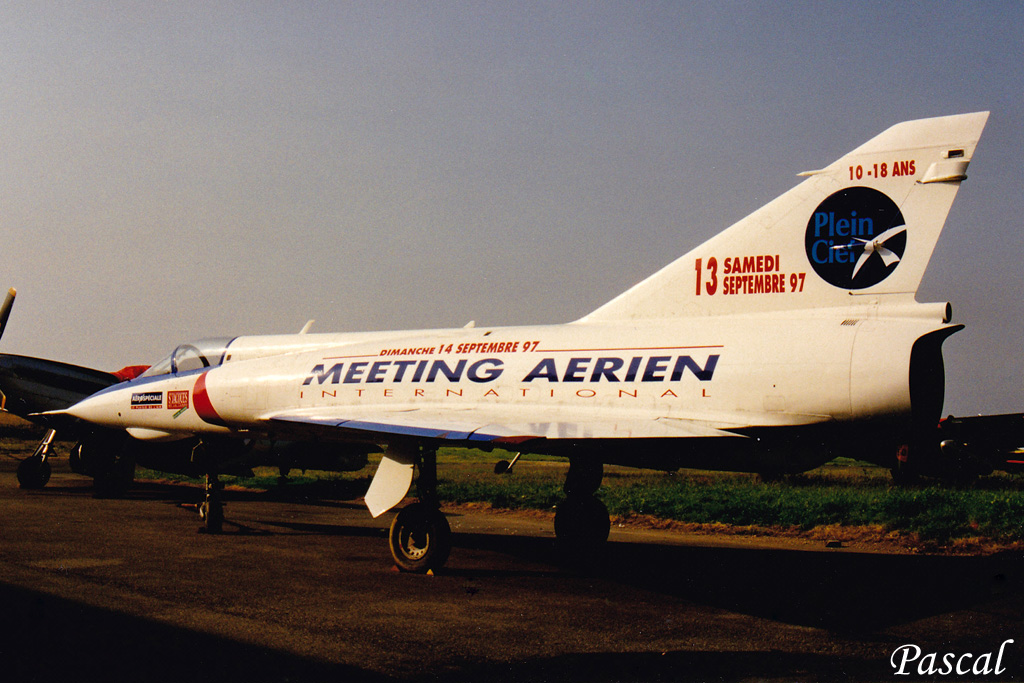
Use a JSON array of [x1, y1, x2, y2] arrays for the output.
[[16, 429, 55, 489]]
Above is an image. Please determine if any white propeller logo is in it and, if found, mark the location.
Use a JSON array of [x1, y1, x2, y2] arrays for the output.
[[831, 224, 907, 278]]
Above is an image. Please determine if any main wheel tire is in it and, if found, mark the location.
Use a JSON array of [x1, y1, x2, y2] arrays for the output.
[[68, 443, 88, 475], [389, 503, 451, 573], [17, 456, 51, 489], [554, 495, 610, 561]]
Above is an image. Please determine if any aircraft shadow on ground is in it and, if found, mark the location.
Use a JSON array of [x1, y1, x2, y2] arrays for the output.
[[253, 508, 1024, 637], [31, 477, 370, 511], [139, 477, 1024, 636], [450, 532, 1024, 635], [31, 475, 1024, 639], [125, 477, 372, 505]]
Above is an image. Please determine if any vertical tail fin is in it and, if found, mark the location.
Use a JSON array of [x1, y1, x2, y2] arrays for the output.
[[580, 112, 989, 322]]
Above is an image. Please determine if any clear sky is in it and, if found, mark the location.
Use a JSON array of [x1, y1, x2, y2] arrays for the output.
[[2, 2, 1021, 415]]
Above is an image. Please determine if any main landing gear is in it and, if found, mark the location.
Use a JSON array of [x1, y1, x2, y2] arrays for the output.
[[386, 451, 610, 572], [16, 429, 55, 489], [554, 457, 610, 563], [388, 447, 451, 573]]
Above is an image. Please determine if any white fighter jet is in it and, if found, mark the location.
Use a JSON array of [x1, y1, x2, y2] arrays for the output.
[[51, 112, 990, 572]]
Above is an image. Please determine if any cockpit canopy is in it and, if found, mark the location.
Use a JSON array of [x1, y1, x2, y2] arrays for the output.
[[139, 337, 237, 378]]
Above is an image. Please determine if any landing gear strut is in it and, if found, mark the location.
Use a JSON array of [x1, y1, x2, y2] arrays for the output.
[[554, 456, 610, 562], [388, 447, 451, 573], [190, 441, 225, 533], [17, 429, 55, 489], [890, 443, 918, 486], [198, 473, 224, 533]]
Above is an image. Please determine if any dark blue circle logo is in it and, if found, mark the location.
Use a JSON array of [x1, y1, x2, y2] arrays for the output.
[[804, 187, 906, 289]]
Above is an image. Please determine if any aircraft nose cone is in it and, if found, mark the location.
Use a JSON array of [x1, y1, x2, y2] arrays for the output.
[[64, 388, 128, 427]]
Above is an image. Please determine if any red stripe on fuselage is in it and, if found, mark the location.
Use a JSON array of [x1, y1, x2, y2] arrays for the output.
[[193, 371, 228, 427]]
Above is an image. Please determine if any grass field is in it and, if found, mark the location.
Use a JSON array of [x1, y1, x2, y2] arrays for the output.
[[129, 447, 1024, 552], [3, 411, 1022, 552], [432, 451, 1024, 550]]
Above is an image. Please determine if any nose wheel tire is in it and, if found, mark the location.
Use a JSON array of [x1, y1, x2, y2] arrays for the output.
[[17, 455, 51, 489], [389, 503, 451, 573]]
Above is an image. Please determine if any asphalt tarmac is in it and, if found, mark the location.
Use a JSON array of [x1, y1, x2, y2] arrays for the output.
[[1, 456, 1022, 682]]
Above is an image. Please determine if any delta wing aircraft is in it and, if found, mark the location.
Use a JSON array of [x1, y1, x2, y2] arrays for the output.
[[49, 112, 990, 572], [1, 289, 372, 494]]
